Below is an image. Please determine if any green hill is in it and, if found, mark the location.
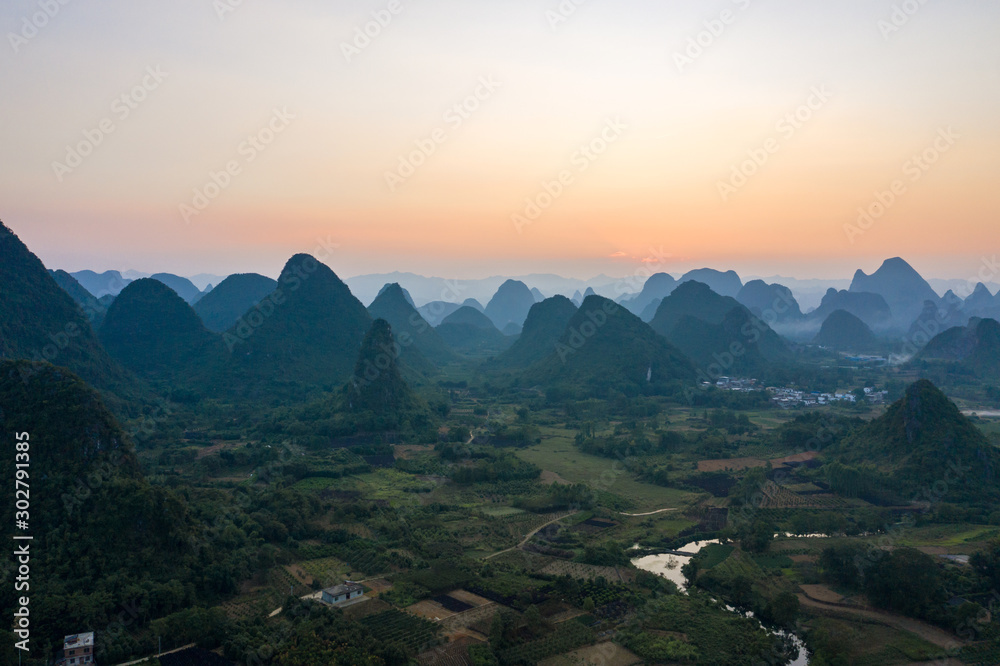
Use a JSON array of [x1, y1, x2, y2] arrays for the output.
[[0, 362, 196, 657], [806, 289, 893, 334], [345, 319, 424, 423], [918, 318, 1000, 381], [436, 306, 511, 355], [814, 309, 879, 352], [192, 273, 277, 332], [367, 283, 455, 369], [441, 305, 496, 329], [825, 379, 1000, 503], [99, 278, 225, 389], [524, 295, 694, 395], [49, 269, 109, 328], [649, 281, 744, 336], [484, 279, 536, 330], [736, 280, 803, 323], [225, 254, 372, 396], [493, 295, 578, 369], [665, 307, 790, 378], [150, 272, 205, 304], [850, 257, 940, 331], [650, 282, 790, 376], [0, 220, 139, 401]]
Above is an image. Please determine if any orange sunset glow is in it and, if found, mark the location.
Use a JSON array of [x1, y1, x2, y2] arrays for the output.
[[2, 0, 998, 281]]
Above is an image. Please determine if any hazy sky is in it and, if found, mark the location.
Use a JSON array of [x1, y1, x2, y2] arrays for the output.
[[2, 0, 998, 281]]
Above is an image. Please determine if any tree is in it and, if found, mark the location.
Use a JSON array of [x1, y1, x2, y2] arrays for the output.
[[739, 519, 773, 553], [971, 538, 1000, 592], [583, 597, 596, 612], [524, 605, 545, 635], [764, 591, 800, 627], [864, 548, 944, 618]]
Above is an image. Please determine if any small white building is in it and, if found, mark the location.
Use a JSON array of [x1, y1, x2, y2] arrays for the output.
[[321, 583, 364, 606], [57, 632, 95, 666]]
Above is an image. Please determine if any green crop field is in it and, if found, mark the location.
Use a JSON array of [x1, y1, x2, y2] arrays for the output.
[[515, 426, 702, 511]]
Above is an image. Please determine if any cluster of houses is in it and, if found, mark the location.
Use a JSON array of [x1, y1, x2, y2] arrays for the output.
[[707, 377, 890, 408], [711, 377, 761, 391], [769, 386, 889, 408]]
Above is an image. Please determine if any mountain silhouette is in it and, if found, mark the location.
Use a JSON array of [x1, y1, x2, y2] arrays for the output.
[[436, 306, 511, 355], [149, 273, 205, 304], [417, 298, 484, 326], [850, 258, 939, 331], [224, 254, 372, 396], [70, 269, 131, 298], [193, 273, 278, 333], [484, 279, 536, 330], [678, 268, 743, 297], [736, 280, 803, 323], [650, 283, 790, 376], [621, 273, 678, 319], [49, 269, 109, 328], [368, 283, 454, 368], [814, 310, 879, 352], [99, 278, 225, 388], [494, 295, 578, 369], [524, 295, 694, 394], [649, 281, 744, 336], [0, 221, 138, 398], [806, 289, 893, 334]]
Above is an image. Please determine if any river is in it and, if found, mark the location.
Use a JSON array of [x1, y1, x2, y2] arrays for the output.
[[632, 539, 809, 665]]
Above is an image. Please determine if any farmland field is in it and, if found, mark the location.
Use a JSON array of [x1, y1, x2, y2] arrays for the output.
[[540, 641, 643, 666], [516, 426, 701, 511]]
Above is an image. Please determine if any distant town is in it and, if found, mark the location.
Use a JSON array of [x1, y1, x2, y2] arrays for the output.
[[709, 377, 889, 408]]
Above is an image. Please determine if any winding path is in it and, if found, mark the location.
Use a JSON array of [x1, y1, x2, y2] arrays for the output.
[[617, 507, 678, 517], [483, 511, 579, 560], [796, 593, 967, 651]]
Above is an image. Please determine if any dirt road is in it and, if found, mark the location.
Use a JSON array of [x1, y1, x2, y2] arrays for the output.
[[797, 593, 966, 651]]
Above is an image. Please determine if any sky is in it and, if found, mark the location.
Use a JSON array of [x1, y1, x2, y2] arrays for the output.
[[2, 0, 998, 282]]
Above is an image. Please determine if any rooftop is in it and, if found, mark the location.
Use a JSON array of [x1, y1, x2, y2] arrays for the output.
[[64, 632, 95, 648], [323, 583, 363, 596]]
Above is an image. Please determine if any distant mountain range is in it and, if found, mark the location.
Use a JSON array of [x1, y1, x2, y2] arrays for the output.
[[61, 258, 1000, 337], [70, 269, 213, 305], [30, 231, 1000, 373]]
